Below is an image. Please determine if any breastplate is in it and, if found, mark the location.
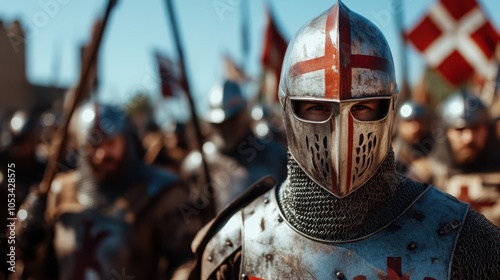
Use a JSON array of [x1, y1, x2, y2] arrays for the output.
[[241, 186, 469, 280]]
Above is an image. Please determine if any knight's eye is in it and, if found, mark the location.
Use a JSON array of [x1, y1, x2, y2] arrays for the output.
[[350, 99, 390, 121], [351, 104, 368, 111], [309, 105, 330, 111], [292, 100, 333, 122]]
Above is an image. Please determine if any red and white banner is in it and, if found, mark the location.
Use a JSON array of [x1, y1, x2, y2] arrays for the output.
[[223, 54, 248, 83], [260, 7, 288, 103], [156, 52, 184, 98], [406, 0, 500, 86]]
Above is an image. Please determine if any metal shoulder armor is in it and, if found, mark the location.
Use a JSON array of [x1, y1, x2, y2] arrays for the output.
[[240, 184, 469, 280], [190, 176, 277, 280]]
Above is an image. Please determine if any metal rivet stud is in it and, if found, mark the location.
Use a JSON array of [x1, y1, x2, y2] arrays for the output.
[[226, 240, 233, 247], [408, 242, 417, 250], [277, 216, 283, 223], [336, 271, 345, 279], [241, 274, 249, 280], [264, 198, 269, 204], [207, 256, 213, 262]]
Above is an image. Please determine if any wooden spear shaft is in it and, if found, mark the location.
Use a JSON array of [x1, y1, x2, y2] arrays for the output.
[[39, 0, 118, 194]]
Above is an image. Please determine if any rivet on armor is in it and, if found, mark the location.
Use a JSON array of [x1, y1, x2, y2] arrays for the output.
[[407, 242, 417, 250], [265, 254, 273, 261], [264, 198, 270, 204], [336, 271, 345, 279], [438, 219, 462, 235], [277, 216, 283, 223], [207, 256, 213, 262], [226, 240, 233, 247], [241, 274, 249, 280]]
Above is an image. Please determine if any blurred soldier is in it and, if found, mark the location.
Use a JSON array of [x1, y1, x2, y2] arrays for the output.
[[143, 122, 192, 175], [393, 101, 434, 174], [189, 3, 500, 279], [409, 92, 500, 226], [0, 110, 47, 278], [0, 110, 47, 206], [181, 80, 287, 213], [15, 102, 202, 280]]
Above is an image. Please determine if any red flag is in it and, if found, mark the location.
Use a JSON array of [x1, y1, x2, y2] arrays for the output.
[[406, 0, 500, 87], [223, 54, 247, 83], [260, 6, 288, 103], [156, 52, 183, 98]]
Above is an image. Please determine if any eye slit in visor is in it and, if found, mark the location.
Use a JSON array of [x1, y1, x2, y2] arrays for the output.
[[291, 97, 391, 123], [350, 98, 390, 121], [292, 100, 334, 122]]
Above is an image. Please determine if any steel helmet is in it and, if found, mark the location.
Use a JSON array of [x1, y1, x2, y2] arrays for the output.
[[440, 91, 489, 129], [279, 1, 398, 197], [399, 101, 426, 121], [70, 102, 130, 147], [205, 80, 247, 124]]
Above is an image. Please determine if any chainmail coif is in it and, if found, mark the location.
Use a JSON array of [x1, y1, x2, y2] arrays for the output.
[[278, 149, 500, 278]]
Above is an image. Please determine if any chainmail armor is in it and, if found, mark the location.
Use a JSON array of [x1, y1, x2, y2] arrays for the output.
[[278, 149, 428, 241], [75, 137, 143, 210], [278, 149, 500, 276], [451, 210, 500, 279], [76, 159, 110, 209]]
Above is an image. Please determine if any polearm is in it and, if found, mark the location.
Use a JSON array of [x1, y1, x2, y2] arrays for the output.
[[392, 0, 410, 154], [164, 0, 216, 220], [394, 0, 410, 108], [39, 0, 119, 195], [241, 0, 250, 71]]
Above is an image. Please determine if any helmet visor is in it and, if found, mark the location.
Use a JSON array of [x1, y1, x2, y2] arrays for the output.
[[291, 96, 391, 123]]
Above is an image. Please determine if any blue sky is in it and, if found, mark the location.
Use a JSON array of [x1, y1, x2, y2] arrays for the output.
[[1, 0, 500, 122]]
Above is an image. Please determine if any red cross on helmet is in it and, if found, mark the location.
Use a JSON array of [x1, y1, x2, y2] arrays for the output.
[[279, 1, 398, 198]]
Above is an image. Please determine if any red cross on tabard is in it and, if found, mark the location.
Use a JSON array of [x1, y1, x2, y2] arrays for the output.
[[352, 257, 437, 280], [459, 185, 495, 211], [287, 3, 389, 194], [71, 220, 111, 280]]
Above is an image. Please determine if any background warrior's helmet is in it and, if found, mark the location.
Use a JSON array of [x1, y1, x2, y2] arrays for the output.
[[279, 2, 398, 198], [205, 80, 247, 124], [70, 102, 131, 148], [440, 91, 490, 129]]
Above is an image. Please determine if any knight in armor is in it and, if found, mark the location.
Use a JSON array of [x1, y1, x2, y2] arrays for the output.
[[14, 102, 203, 280], [392, 101, 434, 174], [408, 91, 500, 226], [181, 80, 287, 213], [188, 2, 500, 279]]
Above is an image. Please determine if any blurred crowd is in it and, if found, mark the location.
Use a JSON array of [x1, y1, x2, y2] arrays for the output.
[[0, 78, 288, 280], [1, 74, 500, 279], [1, 11, 500, 280]]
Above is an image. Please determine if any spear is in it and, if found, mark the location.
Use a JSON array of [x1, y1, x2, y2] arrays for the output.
[[164, 0, 216, 221], [39, 0, 119, 195]]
